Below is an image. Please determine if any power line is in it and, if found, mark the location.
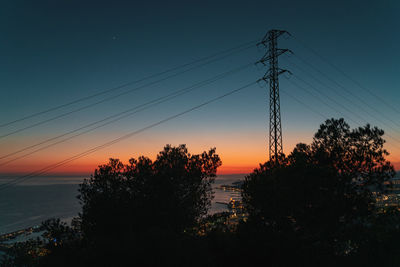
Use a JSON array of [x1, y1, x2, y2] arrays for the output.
[[289, 53, 400, 131], [280, 85, 400, 162], [284, 55, 400, 139], [284, 73, 400, 153], [288, 73, 372, 125], [285, 77, 351, 120], [285, 76, 400, 149], [0, 39, 259, 128], [0, 62, 254, 166], [0, 43, 256, 140], [0, 81, 257, 191], [291, 35, 400, 116], [280, 88, 326, 119]]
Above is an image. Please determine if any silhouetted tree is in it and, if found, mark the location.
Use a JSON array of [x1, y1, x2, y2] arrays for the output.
[[4, 123, 400, 267], [76, 144, 221, 264], [241, 118, 396, 264], [1, 145, 222, 267]]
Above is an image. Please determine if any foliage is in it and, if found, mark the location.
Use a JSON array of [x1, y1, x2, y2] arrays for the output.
[[3, 121, 400, 266], [1, 145, 221, 266], [241, 118, 397, 261], [73, 144, 221, 264], [78, 144, 220, 241]]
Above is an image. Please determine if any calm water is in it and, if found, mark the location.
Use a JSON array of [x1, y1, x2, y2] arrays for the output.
[[0, 174, 245, 235]]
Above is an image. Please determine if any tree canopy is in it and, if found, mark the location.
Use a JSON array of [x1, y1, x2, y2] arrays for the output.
[[77, 144, 221, 260], [3, 120, 400, 267], [241, 118, 396, 260]]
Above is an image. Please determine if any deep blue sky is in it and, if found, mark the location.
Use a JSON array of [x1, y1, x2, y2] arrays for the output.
[[1, 0, 399, 173]]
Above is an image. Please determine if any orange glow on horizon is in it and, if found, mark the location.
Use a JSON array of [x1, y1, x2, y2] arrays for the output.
[[392, 161, 400, 171], [1, 129, 399, 176], [4, 155, 398, 177]]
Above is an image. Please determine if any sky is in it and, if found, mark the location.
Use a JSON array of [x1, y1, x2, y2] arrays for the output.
[[0, 0, 399, 176]]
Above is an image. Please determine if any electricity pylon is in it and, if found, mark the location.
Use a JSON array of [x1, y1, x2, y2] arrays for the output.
[[257, 29, 291, 162]]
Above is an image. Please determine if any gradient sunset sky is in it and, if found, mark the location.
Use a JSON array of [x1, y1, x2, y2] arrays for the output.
[[1, 0, 399, 176]]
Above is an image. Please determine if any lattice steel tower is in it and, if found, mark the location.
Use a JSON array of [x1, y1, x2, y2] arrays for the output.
[[257, 29, 291, 162]]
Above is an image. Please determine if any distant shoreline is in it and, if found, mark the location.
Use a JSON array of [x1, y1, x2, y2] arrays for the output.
[[0, 174, 245, 237]]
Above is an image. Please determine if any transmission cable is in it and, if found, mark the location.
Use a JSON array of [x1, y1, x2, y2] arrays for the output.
[[0, 62, 254, 166], [284, 76, 400, 150], [280, 88, 326, 119], [291, 35, 400, 116], [280, 86, 400, 161], [285, 77, 352, 120], [0, 39, 258, 128], [0, 43, 256, 139], [0, 81, 257, 191], [284, 55, 400, 138], [289, 53, 400, 131]]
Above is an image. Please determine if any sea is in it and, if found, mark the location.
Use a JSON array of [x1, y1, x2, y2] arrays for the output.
[[0, 174, 245, 236]]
